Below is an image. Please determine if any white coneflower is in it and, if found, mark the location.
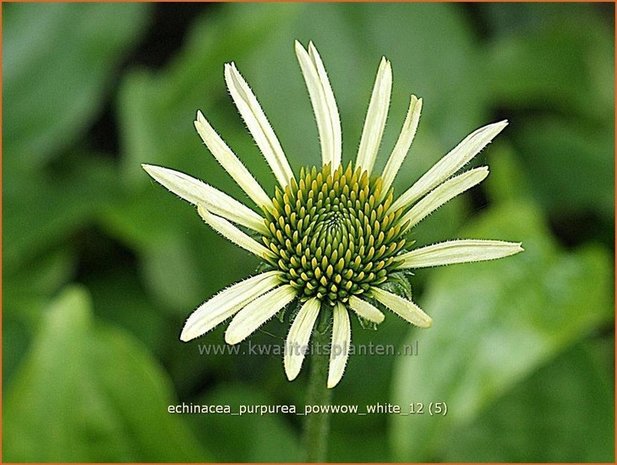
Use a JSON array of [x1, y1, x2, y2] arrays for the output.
[[142, 41, 522, 388]]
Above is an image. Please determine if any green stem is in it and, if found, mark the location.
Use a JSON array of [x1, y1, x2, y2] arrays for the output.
[[304, 313, 333, 462]]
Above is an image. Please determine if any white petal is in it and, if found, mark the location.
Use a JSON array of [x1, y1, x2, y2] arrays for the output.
[[371, 287, 432, 328], [397, 239, 524, 269], [180, 271, 283, 342], [295, 41, 342, 168], [381, 95, 422, 194], [308, 42, 342, 167], [400, 167, 489, 231], [355, 58, 392, 176], [197, 205, 274, 260], [224, 63, 294, 188], [284, 298, 321, 381], [327, 303, 351, 388], [142, 164, 267, 234], [348, 296, 385, 324], [225, 284, 297, 345], [194, 111, 273, 210], [392, 120, 508, 212]]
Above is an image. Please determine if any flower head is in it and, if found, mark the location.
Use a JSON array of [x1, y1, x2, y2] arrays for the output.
[[143, 41, 523, 388]]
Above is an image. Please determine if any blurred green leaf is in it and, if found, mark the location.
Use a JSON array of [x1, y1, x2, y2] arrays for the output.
[[4, 248, 76, 300], [328, 429, 390, 462], [391, 202, 612, 460], [185, 384, 303, 461], [84, 268, 169, 357], [485, 8, 613, 121], [3, 296, 46, 387], [3, 248, 76, 383], [444, 343, 614, 461], [4, 156, 119, 273], [479, 3, 603, 38], [3, 3, 150, 172], [3, 286, 210, 462], [484, 142, 534, 205], [514, 118, 614, 220]]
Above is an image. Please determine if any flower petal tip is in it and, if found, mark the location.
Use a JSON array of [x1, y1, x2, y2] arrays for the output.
[[307, 41, 320, 57], [494, 120, 509, 130], [420, 317, 433, 329], [224, 62, 236, 74], [179, 327, 197, 342], [284, 364, 300, 382], [410, 94, 423, 108], [503, 241, 524, 256], [326, 378, 340, 389], [381, 59, 392, 74], [141, 164, 166, 182], [141, 163, 157, 172], [224, 330, 241, 346]]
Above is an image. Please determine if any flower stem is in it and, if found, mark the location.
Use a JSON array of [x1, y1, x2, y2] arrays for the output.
[[304, 313, 333, 462]]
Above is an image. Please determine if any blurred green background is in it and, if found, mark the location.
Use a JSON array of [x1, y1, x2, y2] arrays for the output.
[[3, 2, 614, 462]]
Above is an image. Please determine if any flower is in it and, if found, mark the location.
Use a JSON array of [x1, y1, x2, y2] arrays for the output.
[[142, 41, 523, 388]]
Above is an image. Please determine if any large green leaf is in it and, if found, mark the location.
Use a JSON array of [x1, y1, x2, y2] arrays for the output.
[[444, 343, 614, 462], [3, 287, 209, 462], [3, 3, 150, 171], [391, 202, 612, 460]]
